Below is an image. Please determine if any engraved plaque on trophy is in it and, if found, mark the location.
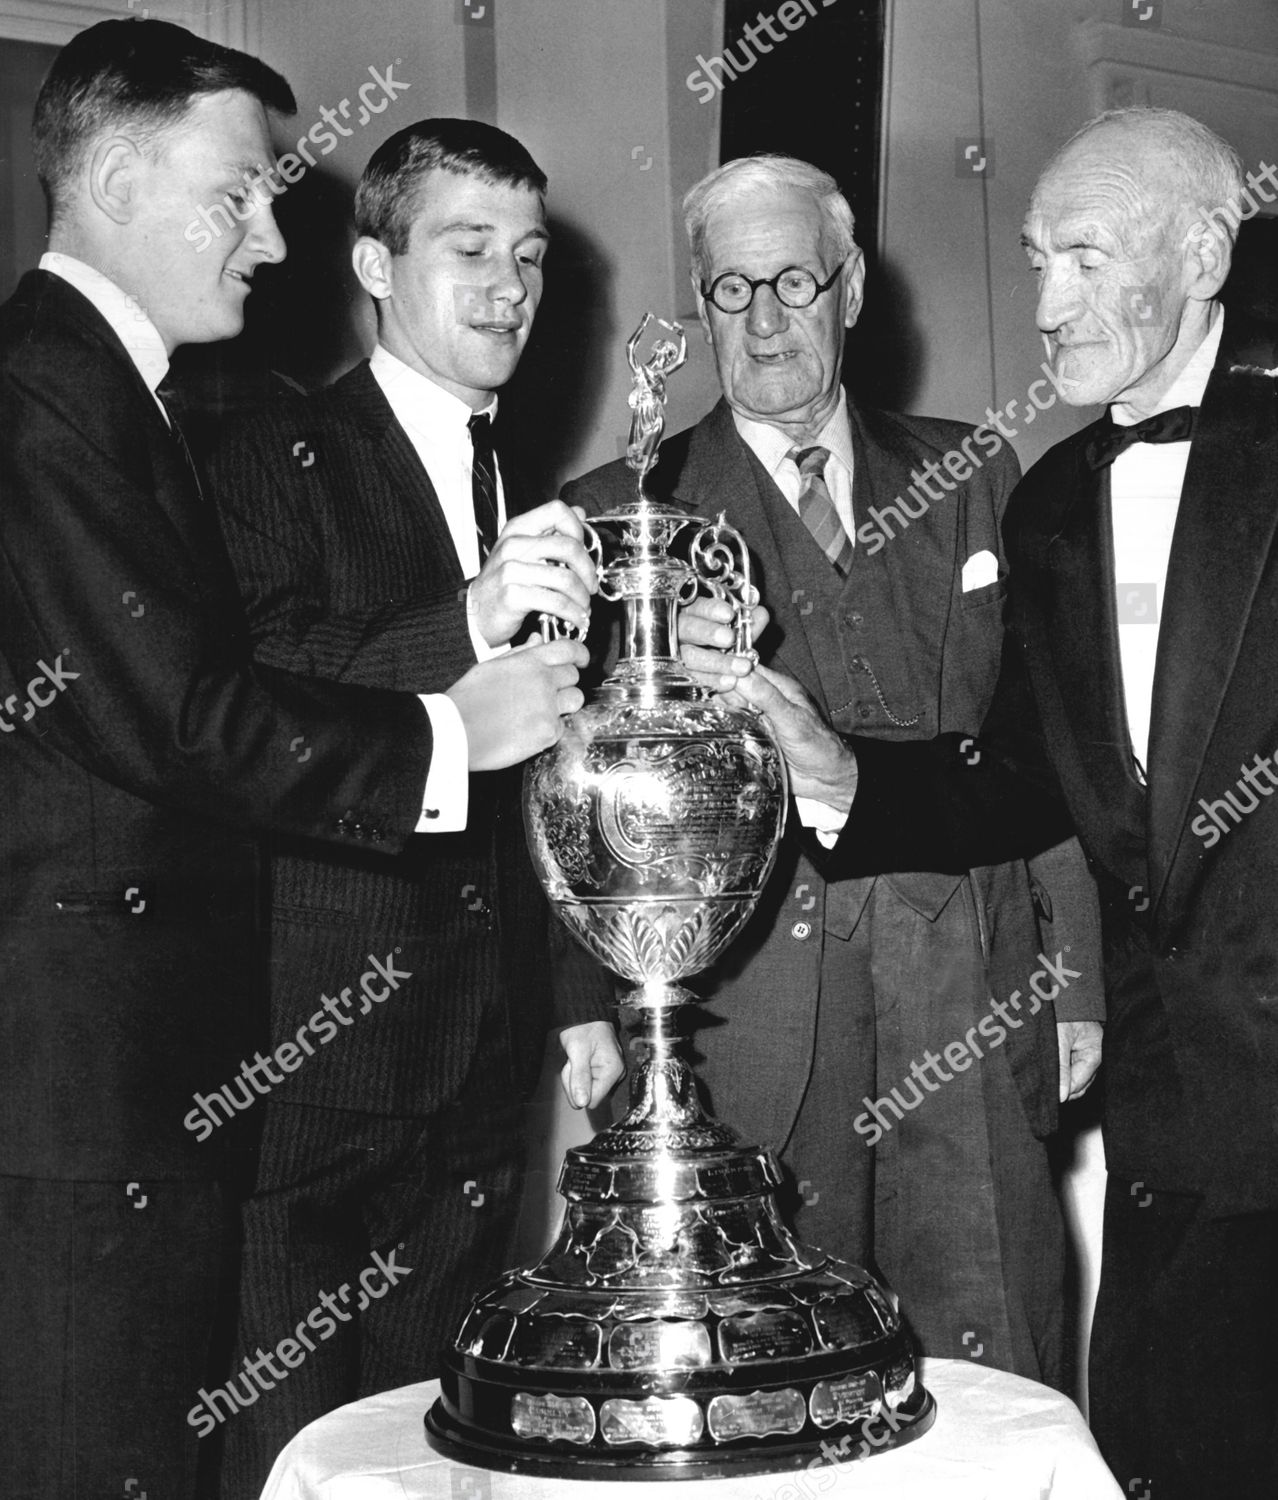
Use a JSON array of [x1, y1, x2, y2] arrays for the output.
[[425, 315, 934, 1479]]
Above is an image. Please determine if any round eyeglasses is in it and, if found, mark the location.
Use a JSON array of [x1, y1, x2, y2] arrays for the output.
[[699, 259, 846, 315]]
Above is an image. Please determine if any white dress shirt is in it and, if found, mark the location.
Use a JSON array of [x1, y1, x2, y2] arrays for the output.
[[732, 389, 857, 537], [369, 343, 508, 664], [1110, 310, 1223, 776], [732, 392, 857, 841], [40, 251, 172, 420], [39, 253, 461, 833]]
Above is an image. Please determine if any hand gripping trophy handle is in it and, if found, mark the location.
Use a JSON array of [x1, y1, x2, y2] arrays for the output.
[[541, 314, 758, 664], [690, 511, 760, 662]]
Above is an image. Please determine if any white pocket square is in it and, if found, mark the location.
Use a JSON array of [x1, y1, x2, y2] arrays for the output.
[[961, 549, 999, 592]]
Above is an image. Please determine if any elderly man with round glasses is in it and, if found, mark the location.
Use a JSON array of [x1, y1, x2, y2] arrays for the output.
[[564, 153, 1104, 1390]]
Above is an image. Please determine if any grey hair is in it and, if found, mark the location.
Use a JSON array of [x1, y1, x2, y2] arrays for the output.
[[682, 154, 857, 284], [1051, 107, 1247, 244]]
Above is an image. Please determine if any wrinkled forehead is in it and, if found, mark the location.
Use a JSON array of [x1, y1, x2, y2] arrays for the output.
[[703, 187, 829, 271], [1026, 133, 1184, 253]]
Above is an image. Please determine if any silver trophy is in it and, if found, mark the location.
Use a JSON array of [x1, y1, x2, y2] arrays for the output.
[[425, 316, 934, 1479]]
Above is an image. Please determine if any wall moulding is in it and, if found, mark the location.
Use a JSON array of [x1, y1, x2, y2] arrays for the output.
[[0, 1, 253, 49], [1075, 17, 1278, 130], [1074, 15, 1278, 197]]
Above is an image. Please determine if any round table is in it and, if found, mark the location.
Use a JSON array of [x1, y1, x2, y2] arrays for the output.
[[258, 1356, 1122, 1499]]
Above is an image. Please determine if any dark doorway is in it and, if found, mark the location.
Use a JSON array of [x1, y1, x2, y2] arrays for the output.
[[718, 0, 886, 258], [0, 39, 58, 299], [716, 1, 904, 405]]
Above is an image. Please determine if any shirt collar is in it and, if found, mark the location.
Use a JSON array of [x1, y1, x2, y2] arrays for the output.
[[369, 343, 498, 428], [730, 388, 855, 480], [1111, 306, 1224, 427], [39, 251, 170, 398]]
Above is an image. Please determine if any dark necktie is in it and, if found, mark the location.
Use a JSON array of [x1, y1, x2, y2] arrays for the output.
[[468, 411, 500, 561], [791, 445, 854, 576], [1084, 405, 1198, 471], [156, 383, 204, 499]]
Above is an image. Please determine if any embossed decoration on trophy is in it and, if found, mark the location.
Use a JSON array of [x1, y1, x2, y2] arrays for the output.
[[425, 314, 934, 1478]]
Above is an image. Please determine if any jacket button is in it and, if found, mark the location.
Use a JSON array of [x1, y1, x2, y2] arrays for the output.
[[857, 704, 872, 720], [846, 611, 863, 627], [791, 920, 812, 941]]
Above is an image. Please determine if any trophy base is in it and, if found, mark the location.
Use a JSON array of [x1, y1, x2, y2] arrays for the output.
[[424, 995, 934, 1480], [425, 1381, 934, 1481], [424, 1122, 934, 1476]]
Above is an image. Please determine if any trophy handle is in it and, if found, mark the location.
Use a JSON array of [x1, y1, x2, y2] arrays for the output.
[[538, 521, 604, 642], [690, 511, 759, 661]]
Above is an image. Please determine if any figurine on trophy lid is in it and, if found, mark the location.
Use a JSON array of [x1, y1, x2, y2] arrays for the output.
[[425, 314, 934, 1479]]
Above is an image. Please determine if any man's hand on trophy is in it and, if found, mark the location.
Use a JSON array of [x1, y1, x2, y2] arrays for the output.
[[469, 500, 598, 647], [446, 639, 587, 770], [728, 664, 860, 815], [678, 596, 769, 691], [558, 1020, 626, 1110]]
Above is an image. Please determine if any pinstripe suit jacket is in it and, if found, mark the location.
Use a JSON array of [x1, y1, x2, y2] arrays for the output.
[[209, 361, 610, 1115]]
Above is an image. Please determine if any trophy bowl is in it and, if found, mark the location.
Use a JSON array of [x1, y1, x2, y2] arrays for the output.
[[425, 316, 934, 1479], [526, 671, 785, 992]]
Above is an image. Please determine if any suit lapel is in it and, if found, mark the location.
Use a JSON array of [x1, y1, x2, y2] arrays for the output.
[[1147, 317, 1278, 914], [25, 273, 218, 576], [495, 440, 542, 521], [667, 400, 826, 711], [1017, 438, 1147, 881], [846, 401, 955, 556], [328, 361, 462, 575], [844, 401, 964, 732]]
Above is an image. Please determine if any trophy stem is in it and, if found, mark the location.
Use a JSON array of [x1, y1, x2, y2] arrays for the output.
[[624, 590, 680, 673], [615, 984, 718, 1144]]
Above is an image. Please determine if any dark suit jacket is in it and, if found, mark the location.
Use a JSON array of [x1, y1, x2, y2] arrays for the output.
[[208, 361, 609, 1114], [563, 397, 1100, 1152], [839, 313, 1278, 1214], [0, 272, 432, 1181]]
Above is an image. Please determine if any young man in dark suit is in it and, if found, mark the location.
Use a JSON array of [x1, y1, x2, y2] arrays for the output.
[[718, 112, 1278, 1499], [207, 119, 622, 1495], [564, 154, 1104, 1389], [0, 23, 592, 1498]]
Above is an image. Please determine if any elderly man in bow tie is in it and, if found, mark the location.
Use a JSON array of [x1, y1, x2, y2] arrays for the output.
[[725, 110, 1278, 1499], [563, 152, 1105, 1393]]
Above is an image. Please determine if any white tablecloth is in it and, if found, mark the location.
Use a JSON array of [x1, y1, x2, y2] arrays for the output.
[[259, 1356, 1122, 1499]]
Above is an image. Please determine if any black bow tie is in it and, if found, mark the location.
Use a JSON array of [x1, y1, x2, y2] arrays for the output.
[[1084, 405, 1198, 470]]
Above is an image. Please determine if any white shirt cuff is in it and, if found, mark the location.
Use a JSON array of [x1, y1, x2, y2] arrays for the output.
[[466, 582, 511, 663], [796, 794, 847, 850], [415, 693, 468, 832]]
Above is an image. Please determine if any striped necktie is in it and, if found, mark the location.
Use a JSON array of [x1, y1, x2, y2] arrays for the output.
[[468, 411, 500, 561], [791, 444, 853, 575]]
